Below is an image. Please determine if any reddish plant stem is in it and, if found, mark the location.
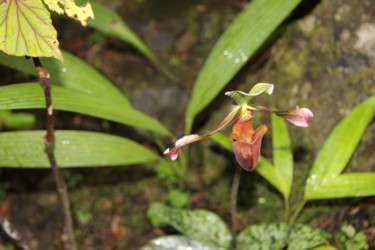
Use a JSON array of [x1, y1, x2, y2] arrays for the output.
[[231, 164, 242, 248], [33, 58, 76, 250]]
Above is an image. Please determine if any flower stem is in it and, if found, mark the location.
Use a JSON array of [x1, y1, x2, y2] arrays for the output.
[[33, 58, 76, 250], [231, 165, 242, 248], [288, 199, 307, 228], [284, 196, 290, 223]]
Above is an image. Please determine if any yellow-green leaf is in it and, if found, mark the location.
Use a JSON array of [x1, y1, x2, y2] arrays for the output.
[[0, 0, 63, 61], [44, 0, 94, 26]]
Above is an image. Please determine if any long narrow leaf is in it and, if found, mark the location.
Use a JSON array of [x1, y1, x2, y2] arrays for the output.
[[0, 83, 172, 137], [185, 0, 303, 133], [0, 50, 130, 107], [271, 114, 293, 199], [82, 1, 175, 81], [305, 173, 375, 200], [0, 130, 158, 168], [304, 96, 375, 200]]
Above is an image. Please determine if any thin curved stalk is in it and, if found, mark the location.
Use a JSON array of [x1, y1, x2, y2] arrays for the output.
[[288, 200, 307, 228], [231, 164, 242, 248]]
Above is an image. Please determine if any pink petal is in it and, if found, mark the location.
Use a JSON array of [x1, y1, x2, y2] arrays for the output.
[[275, 106, 314, 127], [164, 107, 244, 161], [164, 134, 205, 160]]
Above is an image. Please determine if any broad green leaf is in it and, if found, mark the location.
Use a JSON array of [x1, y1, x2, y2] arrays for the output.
[[45, 0, 94, 26], [0, 130, 158, 167], [73, 0, 174, 80], [0, 0, 62, 61], [225, 83, 274, 106], [0, 83, 172, 136], [141, 236, 223, 250], [185, 0, 303, 133], [147, 203, 232, 248], [271, 113, 293, 199], [210, 132, 288, 197], [304, 173, 375, 200], [0, 50, 130, 108], [304, 96, 375, 200], [237, 223, 329, 250]]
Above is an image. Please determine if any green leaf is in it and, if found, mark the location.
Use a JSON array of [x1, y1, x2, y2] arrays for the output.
[[0, 130, 158, 167], [0, 50, 130, 108], [74, 0, 174, 80], [237, 223, 288, 249], [167, 189, 189, 209], [0, 0, 63, 61], [4, 112, 36, 130], [0, 83, 172, 136], [185, 0, 303, 133], [210, 132, 289, 198], [304, 96, 375, 200], [141, 236, 223, 250], [271, 113, 293, 199], [304, 173, 375, 200], [147, 203, 232, 248], [237, 223, 329, 250], [288, 224, 330, 250], [225, 83, 274, 106]]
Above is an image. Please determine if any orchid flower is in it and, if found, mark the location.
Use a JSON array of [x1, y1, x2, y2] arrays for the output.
[[164, 83, 314, 171]]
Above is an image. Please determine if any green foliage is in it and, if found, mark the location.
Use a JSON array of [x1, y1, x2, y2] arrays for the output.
[[213, 96, 375, 209], [304, 96, 375, 200], [334, 224, 369, 250], [141, 236, 222, 250], [147, 203, 232, 248], [237, 223, 329, 250], [167, 189, 189, 209], [0, 51, 130, 107], [0, 110, 36, 130], [78, 0, 175, 80], [3, 112, 36, 130], [0, 0, 62, 61], [0, 131, 159, 168], [185, 0, 303, 133], [0, 83, 171, 136]]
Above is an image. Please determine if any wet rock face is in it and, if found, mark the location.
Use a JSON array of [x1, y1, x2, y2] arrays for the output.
[[245, 0, 375, 171]]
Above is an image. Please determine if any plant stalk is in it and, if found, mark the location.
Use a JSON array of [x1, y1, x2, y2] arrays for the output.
[[284, 196, 290, 223], [288, 199, 307, 228], [231, 164, 242, 248], [33, 58, 76, 250]]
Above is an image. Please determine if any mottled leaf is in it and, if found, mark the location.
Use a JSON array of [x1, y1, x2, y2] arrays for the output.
[[288, 224, 330, 250], [44, 0, 94, 26], [0, 0, 62, 61], [237, 223, 329, 250], [141, 236, 223, 250], [147, 203, 232, 248], [237, 223, 288, 250], [0, 130, 158, 167]]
